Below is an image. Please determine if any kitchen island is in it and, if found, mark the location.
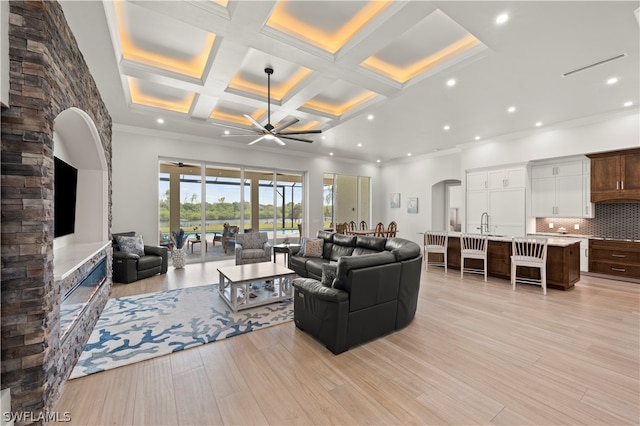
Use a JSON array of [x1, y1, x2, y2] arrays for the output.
[[432, 234, 580, 290]]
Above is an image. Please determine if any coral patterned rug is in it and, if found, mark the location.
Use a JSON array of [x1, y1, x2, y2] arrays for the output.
[[69, 284, 293, 379]]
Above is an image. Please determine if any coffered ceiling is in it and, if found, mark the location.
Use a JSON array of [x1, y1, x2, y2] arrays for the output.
[[60, 1, 639, 163]]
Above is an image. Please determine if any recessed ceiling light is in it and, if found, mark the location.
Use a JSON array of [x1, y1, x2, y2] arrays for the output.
[[367, 114, 374, 120], [624, 101, 633, 107], [329, 152, 334, 156], [157, 118, 165, 124], [443, 125, 450, 131], [376, 159, 381, 163], [535, 122, 543, 127], [606, 77, 618, 85], [224, 130, 230, 135], [507, 106, 516, 113], [322, 136, 326, 140], [474, 136, 481, 140], [496, 13, 509, 24], [446, 79, 456, 87], [407, 153, 412, 157], [357, 143, 362, 147]]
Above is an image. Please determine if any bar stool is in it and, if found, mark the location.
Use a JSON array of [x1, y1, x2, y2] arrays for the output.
[[460, 233, 488, 281], [424, 231, 448, 272], [511, 237, 548, 295]]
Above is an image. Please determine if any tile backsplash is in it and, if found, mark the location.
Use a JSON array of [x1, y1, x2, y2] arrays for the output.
[[535, 203, 640, 240]]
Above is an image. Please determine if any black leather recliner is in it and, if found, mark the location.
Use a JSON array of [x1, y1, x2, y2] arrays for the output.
[[112, 232, 168, 283]]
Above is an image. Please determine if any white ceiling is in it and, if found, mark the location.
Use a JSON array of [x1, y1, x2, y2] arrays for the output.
[[60, 1, 640, 163]]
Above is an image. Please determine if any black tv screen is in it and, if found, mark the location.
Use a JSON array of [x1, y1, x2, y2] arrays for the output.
[[54, 157, 78, 238]]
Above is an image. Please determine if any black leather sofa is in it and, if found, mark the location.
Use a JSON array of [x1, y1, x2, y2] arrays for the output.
[[290, 231, 422, 354], [112, 232, 168, 284]]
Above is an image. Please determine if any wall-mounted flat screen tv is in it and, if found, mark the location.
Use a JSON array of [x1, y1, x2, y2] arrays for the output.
[[54, 156, 78, 238]]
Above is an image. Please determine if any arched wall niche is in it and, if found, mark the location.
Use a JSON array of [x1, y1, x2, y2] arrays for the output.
[[53, 107, 109, 250]]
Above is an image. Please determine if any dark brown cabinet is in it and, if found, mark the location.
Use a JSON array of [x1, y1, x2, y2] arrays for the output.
[[588, 148, 640, 202], [589, 239, 640, 280]]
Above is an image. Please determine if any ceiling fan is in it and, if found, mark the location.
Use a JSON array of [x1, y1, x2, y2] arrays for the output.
[[218, 67, 321, 146]]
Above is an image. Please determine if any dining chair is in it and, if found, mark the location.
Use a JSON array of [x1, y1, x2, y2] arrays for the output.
[[359, 220, 368, 230], [386, 221, 397, 237], [374, 222, 386, 237], [460, 233, 488, 281], [511, 237, 548, 295], [347, 221, 357, 235], [424, 231, 448, 273], [335, 222, 346, 234]]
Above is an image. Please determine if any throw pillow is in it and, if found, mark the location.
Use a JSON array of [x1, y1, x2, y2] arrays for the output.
[[116, 235, 145, 256], [321, 263, 337, 287], [303, 238, 323, 258]]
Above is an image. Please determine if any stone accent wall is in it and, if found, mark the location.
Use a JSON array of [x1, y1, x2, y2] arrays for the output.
[[1, 0, 112, 420]]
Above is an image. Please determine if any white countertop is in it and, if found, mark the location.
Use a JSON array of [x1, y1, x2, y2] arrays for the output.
[[446, 232, 578, 247], [54, 240, 111, 281]]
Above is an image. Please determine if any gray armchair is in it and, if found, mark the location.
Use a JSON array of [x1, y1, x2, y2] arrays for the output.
[[112, 232, 168, 283], [235, 232, 271, 265]]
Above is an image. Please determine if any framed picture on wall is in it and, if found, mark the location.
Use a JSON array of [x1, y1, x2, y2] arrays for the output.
[[407, 197, 418, 214], [390, 193, 400, 208]]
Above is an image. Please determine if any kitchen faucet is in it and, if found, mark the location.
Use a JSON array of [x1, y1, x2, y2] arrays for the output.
[[480, 212, 489, 234]]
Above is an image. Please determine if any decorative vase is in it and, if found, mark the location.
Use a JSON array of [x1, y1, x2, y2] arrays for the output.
[[172, 247, 186, 269]]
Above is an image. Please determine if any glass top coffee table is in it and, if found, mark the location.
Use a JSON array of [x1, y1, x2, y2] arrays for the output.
[[217, 262, 295, 312]]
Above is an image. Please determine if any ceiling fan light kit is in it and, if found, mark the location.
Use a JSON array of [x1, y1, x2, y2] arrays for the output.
[[219, 67, 321, 146]]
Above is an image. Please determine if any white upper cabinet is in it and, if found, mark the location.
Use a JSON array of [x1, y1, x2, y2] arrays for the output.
[[530, 158, 593, 218], [466, 165, 526, 236], [488, 168, 526, 189]]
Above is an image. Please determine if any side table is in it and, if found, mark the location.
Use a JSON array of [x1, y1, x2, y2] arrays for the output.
[[272, 243, 300, 266]]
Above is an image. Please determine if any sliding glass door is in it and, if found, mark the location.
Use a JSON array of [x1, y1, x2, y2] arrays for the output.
[[159, 160, 304, 264]]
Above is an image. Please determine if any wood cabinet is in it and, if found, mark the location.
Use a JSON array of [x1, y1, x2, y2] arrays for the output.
[[446, 236, 580, 290], [588, 148, 640, 202], [530, 158, 593, 218], [589, 239, 640, 279]]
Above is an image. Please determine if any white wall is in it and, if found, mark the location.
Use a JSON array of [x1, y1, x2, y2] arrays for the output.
[[378, 152, 462, 246], [112, 110, 638, 248], [111, 126, 380, 245], [378, 110, 639, 246]]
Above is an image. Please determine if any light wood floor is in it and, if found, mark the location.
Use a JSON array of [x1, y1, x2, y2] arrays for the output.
[[53, 260, 640, 425]]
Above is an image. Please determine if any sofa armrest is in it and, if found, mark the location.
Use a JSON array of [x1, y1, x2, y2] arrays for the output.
[[292, 278, 348, 303], [113, 251, 140, 260]]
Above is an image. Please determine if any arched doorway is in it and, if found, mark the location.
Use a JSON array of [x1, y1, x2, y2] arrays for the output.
[[431, 179, 462, 231]]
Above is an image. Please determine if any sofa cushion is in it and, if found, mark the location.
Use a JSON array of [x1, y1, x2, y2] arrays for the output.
[[385, 238, 421, 261], [329, 234, 356, 261], [333, 251, 396, 289], [303, 239, 324, 257], [356, 235, 387, 251], [306, 258, 330, 279], [116, 235, 145, 256], [321, 263, 338, 287]]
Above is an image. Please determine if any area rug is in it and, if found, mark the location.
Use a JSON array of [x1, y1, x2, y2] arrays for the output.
[[69, 284, 293, 379]]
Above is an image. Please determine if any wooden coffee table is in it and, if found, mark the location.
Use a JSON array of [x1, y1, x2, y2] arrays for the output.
[[217, 262, 295, 312]]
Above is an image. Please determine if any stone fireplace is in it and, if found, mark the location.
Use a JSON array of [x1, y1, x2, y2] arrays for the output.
[[1, 0, 112, 420]]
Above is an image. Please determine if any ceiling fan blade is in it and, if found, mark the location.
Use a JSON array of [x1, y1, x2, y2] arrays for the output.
[[221, 133, 258, 137], [244, 114, 267, 131], [273, 118, 299, 132], [278, 129, 322, 135], [279, 135, 314, 143], [274, 136, 286, 146], [248, 135, 266, 145]]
